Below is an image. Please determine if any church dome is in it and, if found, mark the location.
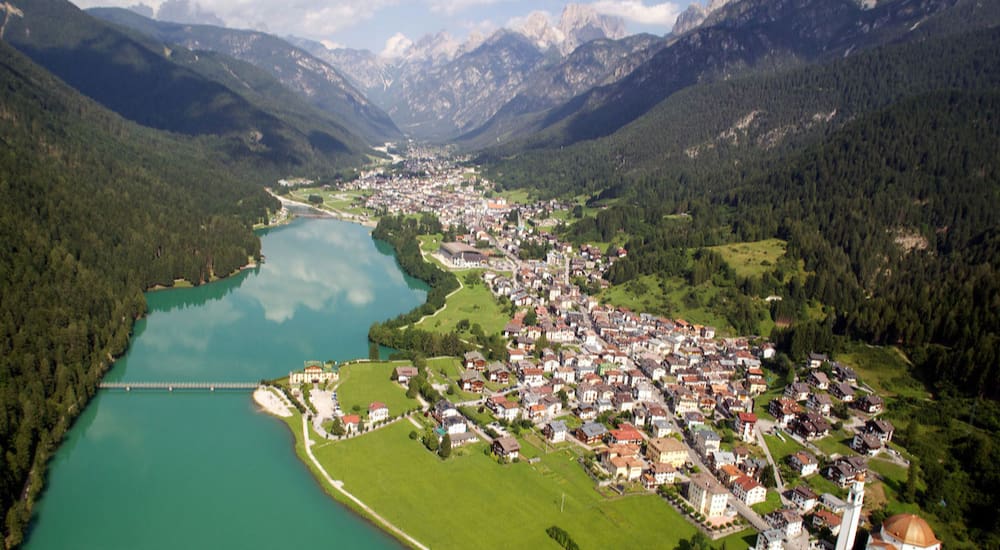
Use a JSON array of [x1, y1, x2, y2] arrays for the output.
[[882, 514, 940, 547]]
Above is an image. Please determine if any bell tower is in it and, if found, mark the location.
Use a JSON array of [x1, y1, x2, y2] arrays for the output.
[[835, 473, 865, 550]]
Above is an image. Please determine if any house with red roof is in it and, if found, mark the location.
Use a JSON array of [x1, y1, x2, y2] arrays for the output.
[[368, 402, 389, 423], [734, 412, 758, 442]]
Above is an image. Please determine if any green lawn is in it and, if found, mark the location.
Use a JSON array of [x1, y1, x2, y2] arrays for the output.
[[415, 274, 510, 336], [835, 342, 929, 400], [459, 405, 495, 426], [762, 433, 807, 463], [497, 189, 533, 204], [804, 474, 844, 498], [713, 530, 757, 549], [313, 421, 701, 549], [709, 239, 788, 279], [289, 188, 374, 217], [812, 431, 855, 457], [335, 361, 421, 418], [754, 387, 786, 419], [417, 234, 443, 254], [600, 274, 733, 330], [752, 489, 784, 515]]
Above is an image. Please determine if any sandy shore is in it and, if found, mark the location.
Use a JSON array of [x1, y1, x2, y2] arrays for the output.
[[253, 387, 292, 418]]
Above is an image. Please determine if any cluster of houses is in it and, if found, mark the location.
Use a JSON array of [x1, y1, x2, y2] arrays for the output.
[[333, 401, 390, 435], [330, 149, 918, 549]]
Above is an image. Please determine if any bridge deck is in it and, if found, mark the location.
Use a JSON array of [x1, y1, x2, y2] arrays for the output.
[[99, 382, 259, 391]]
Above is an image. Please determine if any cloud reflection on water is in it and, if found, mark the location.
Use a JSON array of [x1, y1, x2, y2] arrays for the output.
[[242, 221, 384, 323]]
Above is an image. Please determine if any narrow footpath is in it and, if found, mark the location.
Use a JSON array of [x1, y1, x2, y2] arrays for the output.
[[300, 416, 429, 550]]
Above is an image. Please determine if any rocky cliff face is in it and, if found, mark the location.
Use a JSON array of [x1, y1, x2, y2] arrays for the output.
[[457, 33, 666, 148], [673, 0, 735, 35], [317, 3, 632, 141], [382, 31, 546, 140]]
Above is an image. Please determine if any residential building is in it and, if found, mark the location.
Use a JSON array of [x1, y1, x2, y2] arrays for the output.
[[394, 366, 418, 384], [646, 437, 690, 467], [543, 420, 567, 443], [788, 451, 819, 477], [492, 436, 521, 461], [734, 412, 758, 442], [766, 508, 804, 539], [789, 485, 818, 511], [864, 419, 895, 443], [755, 528, 784, 550], [368, 402, 389, 423], [693, 429, 722, 457], [576, 422, 607, 445], [688, 472, 729, 518], [732, 475, 767, 506]]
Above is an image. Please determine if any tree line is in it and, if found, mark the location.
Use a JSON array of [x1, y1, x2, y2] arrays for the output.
[[0, 42, 277, 547]]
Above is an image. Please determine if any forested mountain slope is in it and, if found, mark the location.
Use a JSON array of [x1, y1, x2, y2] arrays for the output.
[[1, 0, 371, 175], [87, 8, 401, 145], [488, 0, 967, 156], [0, 41, 276, 547], [484, 22, 1000, 196]]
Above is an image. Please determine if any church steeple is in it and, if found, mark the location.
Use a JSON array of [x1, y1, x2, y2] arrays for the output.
[[835, 473, 865, 550]]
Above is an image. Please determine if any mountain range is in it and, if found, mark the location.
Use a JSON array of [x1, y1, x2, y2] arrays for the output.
[[87, 7, 401, 145], [294, 4, 636, 140], [2, 0, 1000, 546]]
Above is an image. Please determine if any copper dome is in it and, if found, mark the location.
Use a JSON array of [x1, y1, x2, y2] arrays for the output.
[[882, 514, 940, 547]]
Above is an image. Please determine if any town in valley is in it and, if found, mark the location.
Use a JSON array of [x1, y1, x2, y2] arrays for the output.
[[261, 146, 939, 550]]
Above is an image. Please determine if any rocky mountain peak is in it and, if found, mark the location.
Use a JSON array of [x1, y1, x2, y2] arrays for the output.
[[672, 0, 734, 35], [513, 3, 625, 55], [516, 11, 567, 50], [403, 31, 462, 64], [558, 3, 626, 48]]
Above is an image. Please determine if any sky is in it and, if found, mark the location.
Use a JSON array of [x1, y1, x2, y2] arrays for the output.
[[70, 0, 696, 54]]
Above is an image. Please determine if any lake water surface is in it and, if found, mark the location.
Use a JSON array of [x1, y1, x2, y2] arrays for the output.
[[26, 219, 425, 549]]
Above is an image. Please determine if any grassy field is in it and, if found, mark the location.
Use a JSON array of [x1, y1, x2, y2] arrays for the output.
[[427, 357, 483, 403], [835, 342, 929, 400], [762, 433, 807, 463], [289, 188, 374, 217], [812, 431, 855, 458], [752, 489, 784, 515], [709, 239, 788, 279], [714, 530, 757, 549], [600, 274, 733, 332], [312, 421, 702, 549], [415, 274, 510, 336], [804, 473, 844, 498], [497, 189, 533, 205], [335, 361, 421, 417], [417, 234, 443, 254]]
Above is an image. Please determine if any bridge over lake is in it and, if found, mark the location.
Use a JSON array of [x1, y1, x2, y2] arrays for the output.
[[99, 382, 260, 392]]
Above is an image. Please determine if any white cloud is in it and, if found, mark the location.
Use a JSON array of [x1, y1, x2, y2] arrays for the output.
[[590, 0, 681, 26], [380, 32, 413, 58], [427, 0, 508, 16], [319, 39, 344, 50], [70, 0, 400, 40]]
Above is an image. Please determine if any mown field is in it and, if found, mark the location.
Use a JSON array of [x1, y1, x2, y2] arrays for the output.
[[335, 361, 421, 417], [313, 421, 704, 549]]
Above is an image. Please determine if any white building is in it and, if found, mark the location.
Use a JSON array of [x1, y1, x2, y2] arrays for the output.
[[368, 402, 389, 423], [688, 473, 729, 518], [835, 474, 865, 550]]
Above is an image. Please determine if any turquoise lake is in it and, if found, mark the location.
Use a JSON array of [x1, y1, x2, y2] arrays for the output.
[[25, 218, 426, 549]]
